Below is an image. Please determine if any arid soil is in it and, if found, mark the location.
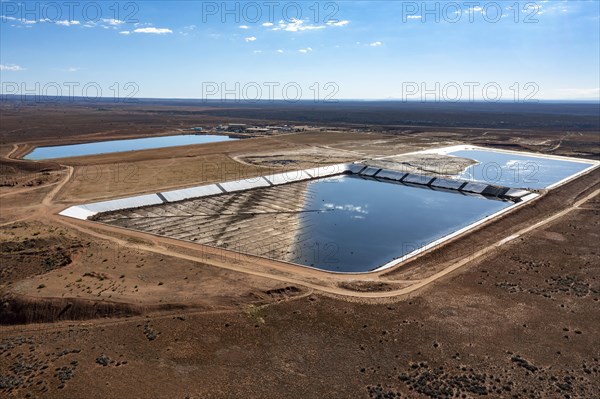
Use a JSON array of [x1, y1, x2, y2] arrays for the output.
[[1, 103, 599, 398], [1, 199, 598, 398], [234, 146, 357, 168], [361, 154, 477, 177], [35, 133, 398, 204]]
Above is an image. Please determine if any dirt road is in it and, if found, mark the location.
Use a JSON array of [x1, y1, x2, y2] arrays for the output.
[[46, 182, 599, 298], [2, 134, 599, 300]]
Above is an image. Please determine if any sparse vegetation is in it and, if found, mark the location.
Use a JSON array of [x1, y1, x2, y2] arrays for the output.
[[0, 101, 598, 398]]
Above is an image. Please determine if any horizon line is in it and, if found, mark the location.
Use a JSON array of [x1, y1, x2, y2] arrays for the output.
[[0, 95, 599, 104]]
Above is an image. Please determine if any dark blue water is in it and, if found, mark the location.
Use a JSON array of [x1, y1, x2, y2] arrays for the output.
[[24, 135, 237, 160], [289, 175, 511, 272], [450, 150, 591, 190]]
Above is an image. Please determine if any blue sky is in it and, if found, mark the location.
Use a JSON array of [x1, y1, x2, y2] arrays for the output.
[[1, 0, 599, 101]]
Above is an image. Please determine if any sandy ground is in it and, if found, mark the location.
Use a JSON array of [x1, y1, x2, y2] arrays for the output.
[[1, 116, 598, 301], [1, 104, 599, 398], [362, 154, 477, 177], [1, 195, 598, 398], [43, 132, 398, 203]]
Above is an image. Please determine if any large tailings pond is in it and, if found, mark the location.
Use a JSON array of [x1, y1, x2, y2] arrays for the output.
[[63, 146, 599, 274], [93, 175, 513, 273], [288, 175, 512, 272], [24, 134, 238, 160]]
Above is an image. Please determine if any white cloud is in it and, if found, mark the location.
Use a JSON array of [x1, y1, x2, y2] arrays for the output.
[[239, 25, 250, 29], [277, 49, 284, 53], [64, 67, 79, 72], [273, 19, 326, 32], [270, 18, 350, 32], [536, 0, 572, 15], [103, 18, 124, 26], [1, 16, 36, 24], [244, 36, 257, 42], [406, 15, 422, 20], [1, 14, 180, 36], [326, 20, 349, 26], [1, 15, 125, 28], [466, 5, 483, 13], [133, 27, 173, 34], [298, 47, 313, 53], [369, 41, 383, 47], [1, 15, 82, 26], [253, 50, 262, 54], [55, 20, 81, 26], [179, 25, 197, 36], [0, 64, 24, 71]]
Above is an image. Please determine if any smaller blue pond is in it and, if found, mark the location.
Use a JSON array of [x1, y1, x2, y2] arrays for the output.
[[24, 135, 238, 160], [449, 149, 592, 190]]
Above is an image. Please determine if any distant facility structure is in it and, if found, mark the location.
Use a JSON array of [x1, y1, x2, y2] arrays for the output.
[[186, 123, 307, 136], [213, 124, 300, 135]]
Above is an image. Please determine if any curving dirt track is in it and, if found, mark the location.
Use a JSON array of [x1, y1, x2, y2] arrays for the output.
[[2, 131, 598, 300], [1, 105, 599, 399]]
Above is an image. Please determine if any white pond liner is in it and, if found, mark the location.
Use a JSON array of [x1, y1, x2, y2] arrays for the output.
[[265, 170, 313, 186], [219, 177, 271, 193], [60, 163, 352, 220], [160, 184, 223, 202]]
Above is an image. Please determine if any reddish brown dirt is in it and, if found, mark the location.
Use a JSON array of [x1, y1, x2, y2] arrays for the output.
[[1, 104, 599, 398], [1, 198, 598, 398]]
